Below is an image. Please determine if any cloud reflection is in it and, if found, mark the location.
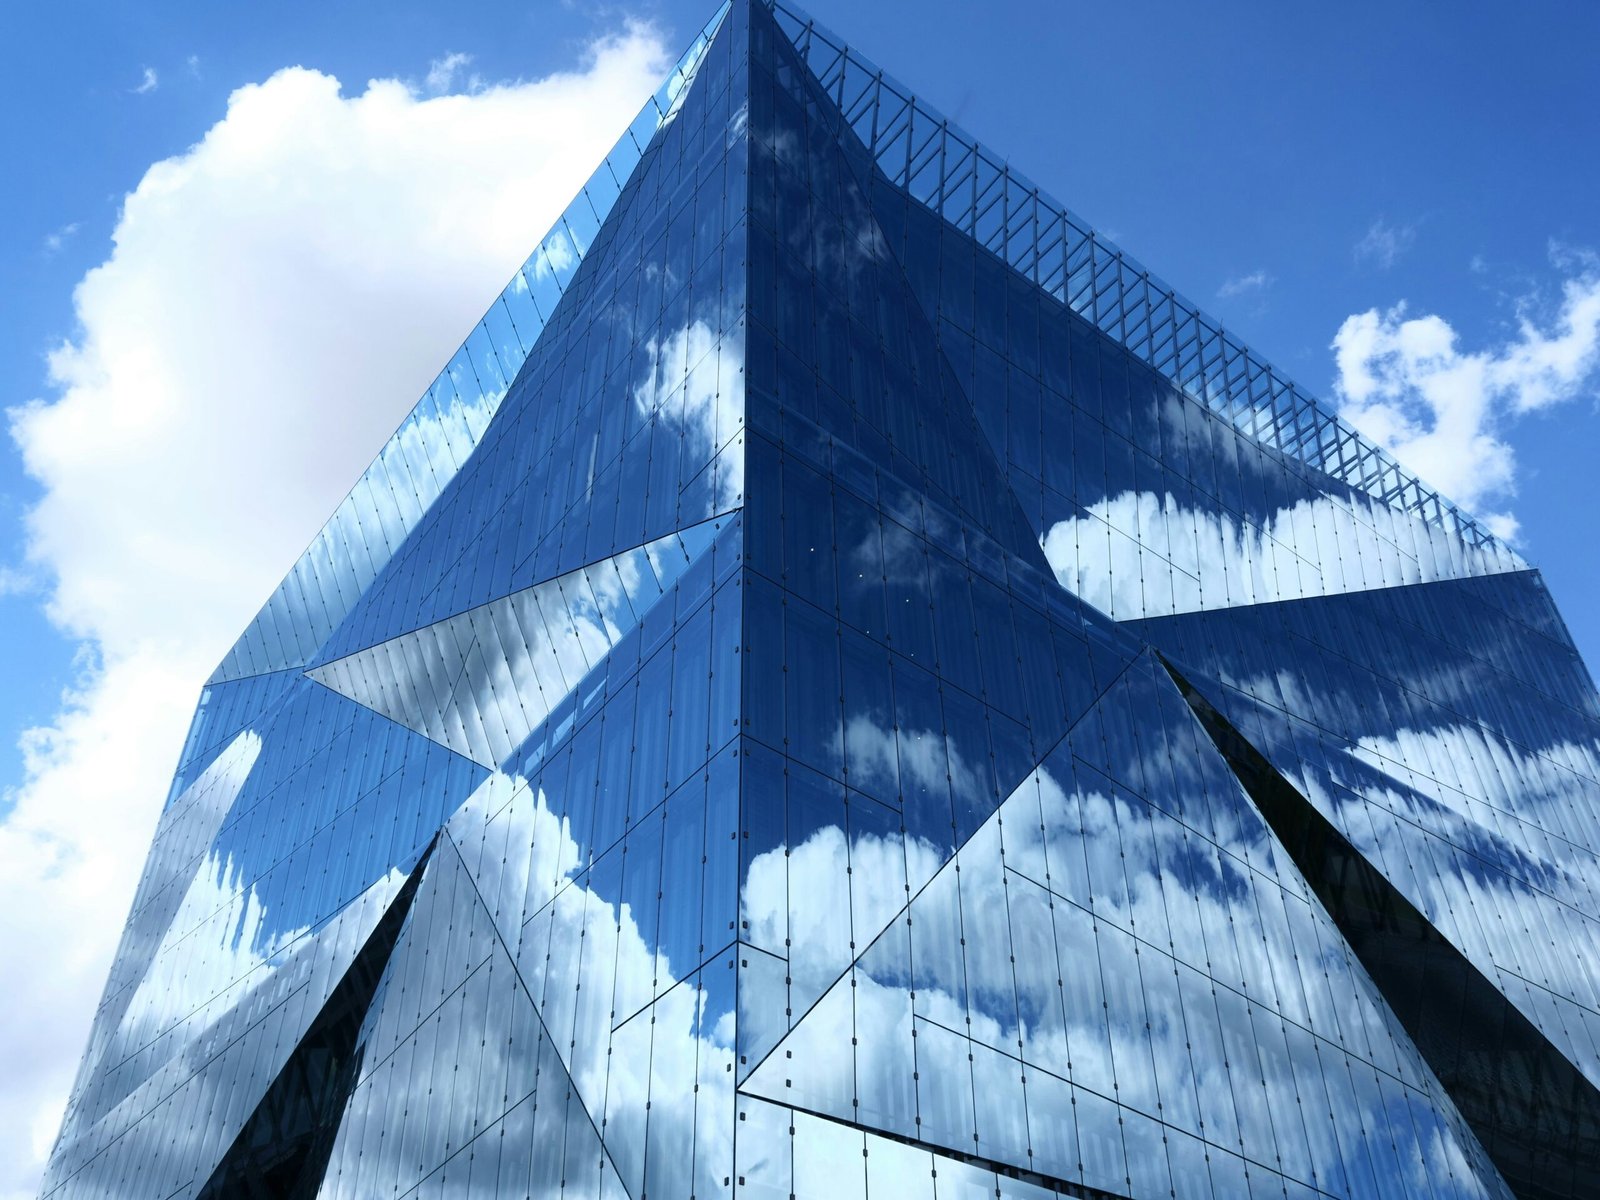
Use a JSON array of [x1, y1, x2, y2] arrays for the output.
[[1044, 486, 1514, 621]]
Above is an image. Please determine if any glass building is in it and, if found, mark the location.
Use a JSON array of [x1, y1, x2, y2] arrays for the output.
[[42, 3, 1600, 1198]]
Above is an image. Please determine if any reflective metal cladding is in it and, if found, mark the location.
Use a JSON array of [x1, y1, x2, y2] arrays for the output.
[[42, 2, 1600, 1198]]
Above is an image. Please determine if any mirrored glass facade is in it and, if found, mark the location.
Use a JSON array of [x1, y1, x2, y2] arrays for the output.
[[43, 4, 1600, 1198]]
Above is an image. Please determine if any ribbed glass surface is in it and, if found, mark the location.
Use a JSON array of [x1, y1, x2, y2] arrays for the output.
[[42, 4, 1600, 1199]]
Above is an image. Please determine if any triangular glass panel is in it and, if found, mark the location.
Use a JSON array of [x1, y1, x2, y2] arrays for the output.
[[1169, 658, 1600, 1198], [164, 666, 300, 806], [308, 517, 729, 767], [61, 683, 486, 1138], [54, 730, 267, 1139], [196, 840, 434, 1198], [744, 0, 1052, 577], [40, 869, 414, 1200], [314, 833, 633, 1199]]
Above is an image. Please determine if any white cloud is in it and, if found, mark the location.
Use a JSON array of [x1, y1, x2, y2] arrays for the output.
[[1354, 217, 1415, 269], [533, 228, 577, 279], [0, 564, 38, 597], [633, 317, 745, 509], [42, 222, 79, 255], [423, 51, 477, 96], [1040, 482, 1510, 623], [133, 67, 159, 96], [1216, 269, 1272, 299], [1332, 255, 1600, 538], [1, 23, 671, 1199]]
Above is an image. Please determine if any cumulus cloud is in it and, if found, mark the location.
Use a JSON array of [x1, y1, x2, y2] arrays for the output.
[[1, 25, 671, 1198], [1332, 254, 1600, 539], [132, 67, 159, 95], [1354, 217, 1415, 269]]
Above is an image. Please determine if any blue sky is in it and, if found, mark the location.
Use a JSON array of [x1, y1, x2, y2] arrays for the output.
[[1, 1, 1597, 1193]]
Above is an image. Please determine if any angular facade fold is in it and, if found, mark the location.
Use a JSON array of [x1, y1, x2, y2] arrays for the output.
[[43, 3, 1600, 1198]]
